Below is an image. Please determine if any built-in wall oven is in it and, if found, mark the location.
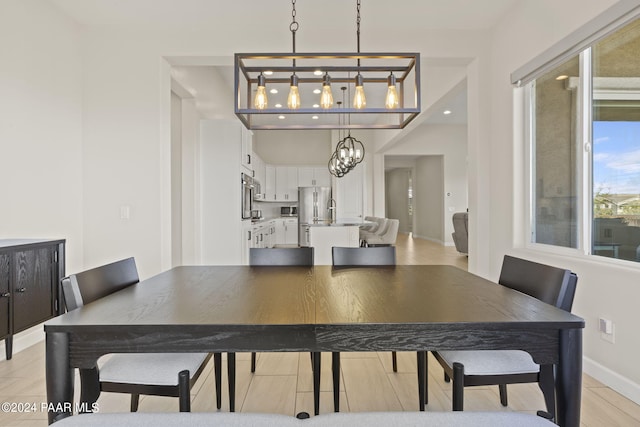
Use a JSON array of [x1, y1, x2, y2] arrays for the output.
[[241, 173, 254, 219]]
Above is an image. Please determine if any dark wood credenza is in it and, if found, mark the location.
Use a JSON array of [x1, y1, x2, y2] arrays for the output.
[[0, 239, 65, 360]]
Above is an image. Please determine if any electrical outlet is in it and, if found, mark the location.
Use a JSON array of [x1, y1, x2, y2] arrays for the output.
[[598, 317, 615, 343]]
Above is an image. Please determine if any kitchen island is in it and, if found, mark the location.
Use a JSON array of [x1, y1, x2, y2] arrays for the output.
[[303, 220, 362, 265]]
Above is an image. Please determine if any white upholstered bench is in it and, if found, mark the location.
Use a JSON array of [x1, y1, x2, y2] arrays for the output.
[[53, 411, 556, 426]]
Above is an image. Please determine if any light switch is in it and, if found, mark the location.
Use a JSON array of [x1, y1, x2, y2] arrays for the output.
[[120, 206, 130, 220]]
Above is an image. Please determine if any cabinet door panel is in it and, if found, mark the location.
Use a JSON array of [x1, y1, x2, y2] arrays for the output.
[[13, 247, 54, 331], [298, 167, 314, 187], [0, 254, 9, 339]]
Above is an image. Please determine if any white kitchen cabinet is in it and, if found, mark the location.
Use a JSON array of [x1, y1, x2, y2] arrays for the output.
[[253, 153, 266, 197], [265, 166, 277, 201], [275, 218, 298, 245], [336, 162, 364, 221], [241, 221, 253, 264], [284, 218, 298, 244], [240, 127, 253, 172], [276, 166, 298, 201], [299, 167, 331, 187]]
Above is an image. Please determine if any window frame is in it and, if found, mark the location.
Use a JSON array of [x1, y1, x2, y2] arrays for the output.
[[521, 9, 640, 268]]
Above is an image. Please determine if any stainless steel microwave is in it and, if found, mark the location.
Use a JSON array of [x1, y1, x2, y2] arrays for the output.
[[280, 206, 297, 217]]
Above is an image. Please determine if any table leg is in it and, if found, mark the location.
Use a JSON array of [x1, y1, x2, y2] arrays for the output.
[[556, 328, 582, 427], [45, 332, 74, 424], [228, 352, 236, 412], [312, 352, 321, 415], [416, 351, 426, 411], [332, 352, 340, 412]]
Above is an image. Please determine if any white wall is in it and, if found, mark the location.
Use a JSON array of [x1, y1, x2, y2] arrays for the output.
[[490, 0, 640, 403], [0, 0, 83, 273], [385, 169, 412, 234], [254, 130, 332, 165], [414, 157, 445, 243], [385, 124, 468, 245]]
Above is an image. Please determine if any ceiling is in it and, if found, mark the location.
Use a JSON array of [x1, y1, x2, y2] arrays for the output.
[[50, 0, 519, 32]]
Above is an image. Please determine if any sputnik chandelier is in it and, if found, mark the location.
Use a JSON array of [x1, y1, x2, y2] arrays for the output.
[[329, 87, 365, 177], [234, 0, 421, 130]]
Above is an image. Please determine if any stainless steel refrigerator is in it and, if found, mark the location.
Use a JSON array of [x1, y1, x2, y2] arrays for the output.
[[298, 186, 332, 247]]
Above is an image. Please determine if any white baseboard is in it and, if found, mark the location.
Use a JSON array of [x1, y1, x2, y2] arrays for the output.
[[0, 324, 45, 362], [583, 356, 640, 405], [411, 234, 445, 245]]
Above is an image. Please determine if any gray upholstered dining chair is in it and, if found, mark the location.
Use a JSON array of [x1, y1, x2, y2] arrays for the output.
[[330, 246, 397, 412], [61, 257, 220, 412], [429, 255, 578, 419]]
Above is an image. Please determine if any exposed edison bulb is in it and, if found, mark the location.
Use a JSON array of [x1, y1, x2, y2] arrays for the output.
[[287, 74, 301, 109], [320, 73, 333, 109], [385, 73, 399, 109], [254, 73, 268, 110], [353, 73, 366, 109]]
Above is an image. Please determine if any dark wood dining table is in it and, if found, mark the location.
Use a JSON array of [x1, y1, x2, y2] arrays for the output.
[[45, 265, 584, 426]]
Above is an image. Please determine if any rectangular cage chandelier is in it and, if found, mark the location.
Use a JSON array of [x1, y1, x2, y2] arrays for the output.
[[233, 0, 420, 130], [234, 52, 420, 130]]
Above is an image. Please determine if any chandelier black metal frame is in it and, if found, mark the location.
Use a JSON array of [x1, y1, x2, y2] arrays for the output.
[[234, 0, 421, 130]]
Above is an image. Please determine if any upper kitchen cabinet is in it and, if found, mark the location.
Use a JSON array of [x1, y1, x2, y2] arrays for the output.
[[240, 127, 254, 172], [276, 167, 299, 202], [265, 166, 277, 201], [298, 167, 331, 187], [252, 153, 266, 197]]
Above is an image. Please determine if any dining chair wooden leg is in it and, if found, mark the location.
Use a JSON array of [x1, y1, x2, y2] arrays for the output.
[[312, 352, 321, 415], [499, 383, 508, 406], [178, 370, 190, 412], [332, 352, 340, 412], [392, 351, 398, 372], [424, 351, 429, 405], [539, 364, 556, 420], [417, 351, 426, 411], [213, 353, 222, 409], [250, 352, 257, 373], [79, 367, 101, 413], [228, 352, 236, 412], [452, 362, 464, 411]]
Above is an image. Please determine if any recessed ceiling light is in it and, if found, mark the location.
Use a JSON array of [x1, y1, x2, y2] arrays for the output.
[[270, 89, 278, 94], [275, 103, 283, 108], [263, 71, 273, 75], [313, 104, 320, 108], [313, 89, 321, 94], [312, 115, 319, 120], [556, 75, 569, 80], [443, 110, 452, 115], [278, 115, 286, 120], [314, 70, 323, 76]]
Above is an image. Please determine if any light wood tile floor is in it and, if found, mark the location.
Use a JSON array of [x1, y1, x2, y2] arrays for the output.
[[1, 233, 639, 426]]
